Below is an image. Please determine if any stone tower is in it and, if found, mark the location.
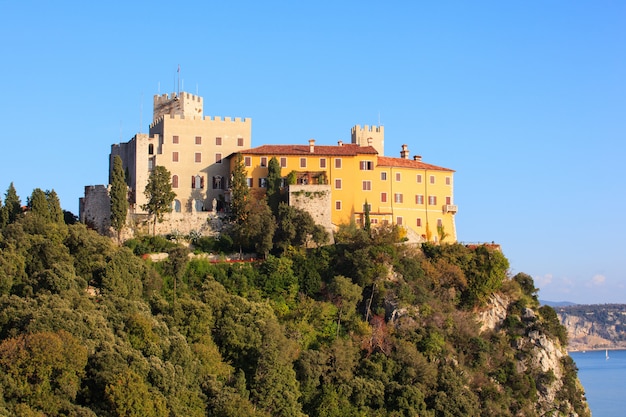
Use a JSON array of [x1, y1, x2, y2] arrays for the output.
[[351, 125, 384, 155]]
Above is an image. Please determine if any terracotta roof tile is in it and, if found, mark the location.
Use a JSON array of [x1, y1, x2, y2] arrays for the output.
[[377, 156, 454, 172], [241, 143, 378, 156]]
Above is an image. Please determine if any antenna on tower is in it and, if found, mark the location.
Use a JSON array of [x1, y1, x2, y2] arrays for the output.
[[139, 92, 143, 134], [177, 64, 180, 95]]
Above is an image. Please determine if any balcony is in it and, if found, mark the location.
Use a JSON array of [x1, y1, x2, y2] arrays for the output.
[[443, 204, 458, 214]]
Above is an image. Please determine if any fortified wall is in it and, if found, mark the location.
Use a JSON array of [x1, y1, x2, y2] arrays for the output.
[[288, 184, 334, 244]]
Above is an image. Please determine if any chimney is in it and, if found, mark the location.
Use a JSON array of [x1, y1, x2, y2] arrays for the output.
[[309, 139, 315, 153], [337, 140, 343, 147], [400, 144, 409, 159], [413, 155, 422, 162]]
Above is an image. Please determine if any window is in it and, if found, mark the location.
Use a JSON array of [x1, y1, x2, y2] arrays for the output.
[[446, 176, 451, 185], [213, 176, 223, 189], [394, 193, 403, 203], [173, 199, 181, 213], [371, 219, 378, 224], [237, 137, 244, 147], [172, 175, 179, 188], [360, 160, 373, 170], [335, 179, 342, 189], [148, 159, 154, 170], [215, 137, 222, 146], [428, 195, 437, 205], [195, 136, 202, 145], [417, 174, 422, 183], [335, 201, 342, 210], [245, 156, 251, 167], [246, 178, 253, 187], [381, 172, 387, 180], [320, 158, 326, 168], [195, 153, 202, 163], [192, 175, 204, 189], [395, 172, 401, 181], [259, 178, 268, 188], [335, 158, 342, 168], [437, 219, 443, 228], [260, 157, 267, 167], [430, 175, 435, 184], [396, 217, 403, 225], [280, 157, 287, 168], [415, 195, 424, 204], [446, 196, 452, 205], [300, 158, 307, 168], [381, 192, 387, 203], [416, 218, 422, 227], [363, 203, 371, 212], [173, 135, 179, 144], [172, 151, 179, 162], [148, 144, 154, 155], [215, 153, 222, 163], [362, 180, 372, 191]]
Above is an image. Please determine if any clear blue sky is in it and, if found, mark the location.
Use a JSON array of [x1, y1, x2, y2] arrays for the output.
[[1, 1, 624, 304]]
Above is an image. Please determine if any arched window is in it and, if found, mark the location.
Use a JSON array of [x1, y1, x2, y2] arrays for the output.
[[148, 143, 154, 155], [172, 175, 179, 188], [173, 199, 181, 213], [192, 175, 204, 189], [195, 199, 203, 212], [213, 176, 223, 189]]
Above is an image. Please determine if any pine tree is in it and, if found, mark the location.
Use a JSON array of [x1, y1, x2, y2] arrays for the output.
[[46, 190, 64, 224], [110, 155, 129, 243], [142, 166, 176, 236], [2, 182, 22, 225], [28, 188, 49, 220]]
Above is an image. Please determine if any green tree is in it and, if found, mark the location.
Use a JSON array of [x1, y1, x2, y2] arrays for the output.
[[327, 275, 362, 338], [363, 200, 371, 234], [27, 188, 49, 220], [229, 153, 249, 225], [232, 199, 276, 257], [46, 190, 64, 224], [110, 155, 129, 243], [266, 156, 282, 214], [142, 166, 176, 235], [1, 182, 22, 227]]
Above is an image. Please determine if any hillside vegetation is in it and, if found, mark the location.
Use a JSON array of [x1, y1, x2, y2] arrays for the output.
[[0, 186, 590, 416]]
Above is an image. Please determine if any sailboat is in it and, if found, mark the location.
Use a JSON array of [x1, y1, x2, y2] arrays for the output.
[[606, 349, 609, 360]]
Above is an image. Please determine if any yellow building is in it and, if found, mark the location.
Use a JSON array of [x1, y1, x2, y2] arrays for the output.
[[231, 135, 457, 243]]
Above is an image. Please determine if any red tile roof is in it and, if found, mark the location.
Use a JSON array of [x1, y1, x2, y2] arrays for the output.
[[377, 156, 454, 172], [240, 143, 378, 156]]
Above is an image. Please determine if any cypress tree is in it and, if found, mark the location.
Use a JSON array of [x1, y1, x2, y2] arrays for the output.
[[110, 155, 128, 242]]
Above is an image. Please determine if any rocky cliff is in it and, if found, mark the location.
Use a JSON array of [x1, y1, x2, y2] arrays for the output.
[[556, 304, 626, 351], [479, 294, 591, 416]]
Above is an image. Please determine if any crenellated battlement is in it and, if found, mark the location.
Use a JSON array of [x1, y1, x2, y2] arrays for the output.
[[154, 91, 203, 106], [351, 124, 384, 134]]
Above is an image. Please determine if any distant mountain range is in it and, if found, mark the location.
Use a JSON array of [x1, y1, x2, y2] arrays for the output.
[[540, 300, 578, 307]]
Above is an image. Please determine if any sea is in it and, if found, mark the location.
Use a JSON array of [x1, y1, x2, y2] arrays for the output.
[[570, 349, 626, 417]]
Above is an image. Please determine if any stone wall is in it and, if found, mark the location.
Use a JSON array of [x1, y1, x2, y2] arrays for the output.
[[287, 184, 334, 244]]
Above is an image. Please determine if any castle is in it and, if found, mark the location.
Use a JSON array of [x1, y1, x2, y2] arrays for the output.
[[80, 91, 457, 242]]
